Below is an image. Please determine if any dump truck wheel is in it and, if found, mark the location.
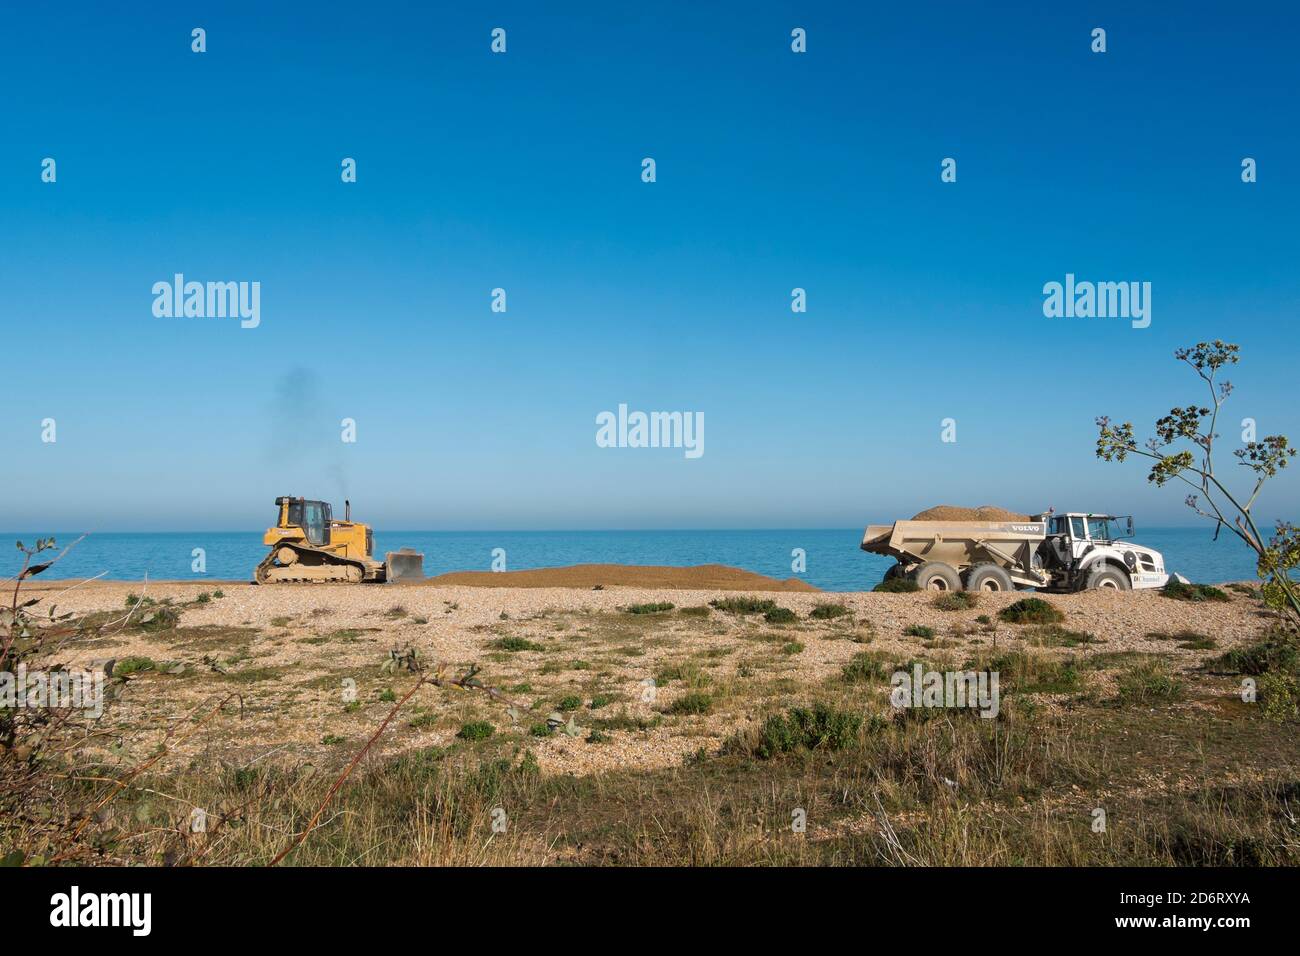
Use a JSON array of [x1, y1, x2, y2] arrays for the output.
[[1085, 566, 1131, 591], [883, 563, 905, 581], [911, 561, 961, 591], [964, 564, 1014, 592]]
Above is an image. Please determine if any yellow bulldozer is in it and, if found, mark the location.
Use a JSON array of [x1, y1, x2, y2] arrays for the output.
[[253, 497, 424, 584]]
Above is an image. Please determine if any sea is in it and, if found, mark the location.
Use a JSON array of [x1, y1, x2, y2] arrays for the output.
[[1, 527, 1268, 592]]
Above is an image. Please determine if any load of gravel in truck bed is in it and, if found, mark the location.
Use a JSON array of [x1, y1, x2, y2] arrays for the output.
[[910, 504, 1030, 521]]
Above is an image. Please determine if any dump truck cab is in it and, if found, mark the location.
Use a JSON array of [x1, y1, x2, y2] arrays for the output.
[[1035, 512, 1169, 591]]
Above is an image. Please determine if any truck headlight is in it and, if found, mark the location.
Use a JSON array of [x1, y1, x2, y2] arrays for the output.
[[1123, 551, 1137, 570]]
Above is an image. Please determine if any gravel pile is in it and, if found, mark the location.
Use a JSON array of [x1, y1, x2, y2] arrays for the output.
[[911, 504, 1031, 521], [422, 562, 818, 592]]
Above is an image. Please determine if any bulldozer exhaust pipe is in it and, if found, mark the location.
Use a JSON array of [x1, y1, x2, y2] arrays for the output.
[[345, 499, 351, 521]]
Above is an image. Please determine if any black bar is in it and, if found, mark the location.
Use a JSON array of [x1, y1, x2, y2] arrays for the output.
[[1, 867, 1277, 941]]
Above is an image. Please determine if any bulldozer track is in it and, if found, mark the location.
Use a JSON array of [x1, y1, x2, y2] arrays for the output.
[[254, 545, 367, 585], [257, 573, 358, 584]]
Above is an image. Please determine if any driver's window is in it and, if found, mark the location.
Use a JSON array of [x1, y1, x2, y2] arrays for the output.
[[1087, 518, 1107, 540], [303, 502, 326, 545], [1070, 517, 1086, 539]]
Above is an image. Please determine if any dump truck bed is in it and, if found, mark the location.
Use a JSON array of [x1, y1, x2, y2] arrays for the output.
[[862, 519, 1048, 584], [862, 519, 1045, 557]]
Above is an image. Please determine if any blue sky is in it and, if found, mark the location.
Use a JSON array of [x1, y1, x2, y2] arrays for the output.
[[2, 1, 1297, 532]]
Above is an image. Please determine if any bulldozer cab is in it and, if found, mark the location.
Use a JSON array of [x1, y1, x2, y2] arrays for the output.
[[279, 497, 331, 547]]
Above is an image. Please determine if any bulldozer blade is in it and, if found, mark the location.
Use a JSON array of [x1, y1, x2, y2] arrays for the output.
[[384, 549, 425, 583]]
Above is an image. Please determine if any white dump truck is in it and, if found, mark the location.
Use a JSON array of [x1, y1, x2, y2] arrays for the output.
[[861, 512, 1172, 592]]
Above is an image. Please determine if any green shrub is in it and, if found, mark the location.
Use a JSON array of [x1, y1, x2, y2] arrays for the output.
[[666, 692, 713, 716], [678, 605, 711, 617], [999, 598, 1064, 624], [654, 662, 710, 688], [585, 730, 612, 744], [456, 720, 495, 741], [1208, 638, 1299, 676], [1117, 660, 1184, 704], [809, 602, 849, 620], [1032, 660, 1081, 695], [1259, 672, 1300, 722], [933, 591, 978, 611], [588, 694, 614, 710], [754, 713, 798, 757], [529, 722, 554, 737], [1162, 580, 1230, 603], [781, 641, 804, 655], [135, 605, 181, 632], [904, 624, 935, 638], [1146, 630, 1216, 650], [987, 651, 1080, 694], [842, 651, 890, 683], [874, 577, 920, 593], [764, 607, 797, 624], [751, 704, 864, 759], [627, 602, 675, 614], [195, 592, 211, 604], [490, 636, 545, 652], [115, 656, 156, 676], [709, 596, 778, 614], [557, 695, 581, 712], [790, 704, 862, 751]]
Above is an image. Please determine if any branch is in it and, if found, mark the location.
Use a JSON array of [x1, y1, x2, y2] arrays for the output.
[[268, 659, 529, 866], [268, 673, 429, 866], [55, 692, 244, 859]]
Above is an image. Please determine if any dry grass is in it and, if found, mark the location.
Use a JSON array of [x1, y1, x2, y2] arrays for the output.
[[6, 580, 1298, 866]]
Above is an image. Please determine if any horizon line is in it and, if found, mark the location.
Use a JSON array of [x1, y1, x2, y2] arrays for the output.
[[0, 524, 1225, 535]]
